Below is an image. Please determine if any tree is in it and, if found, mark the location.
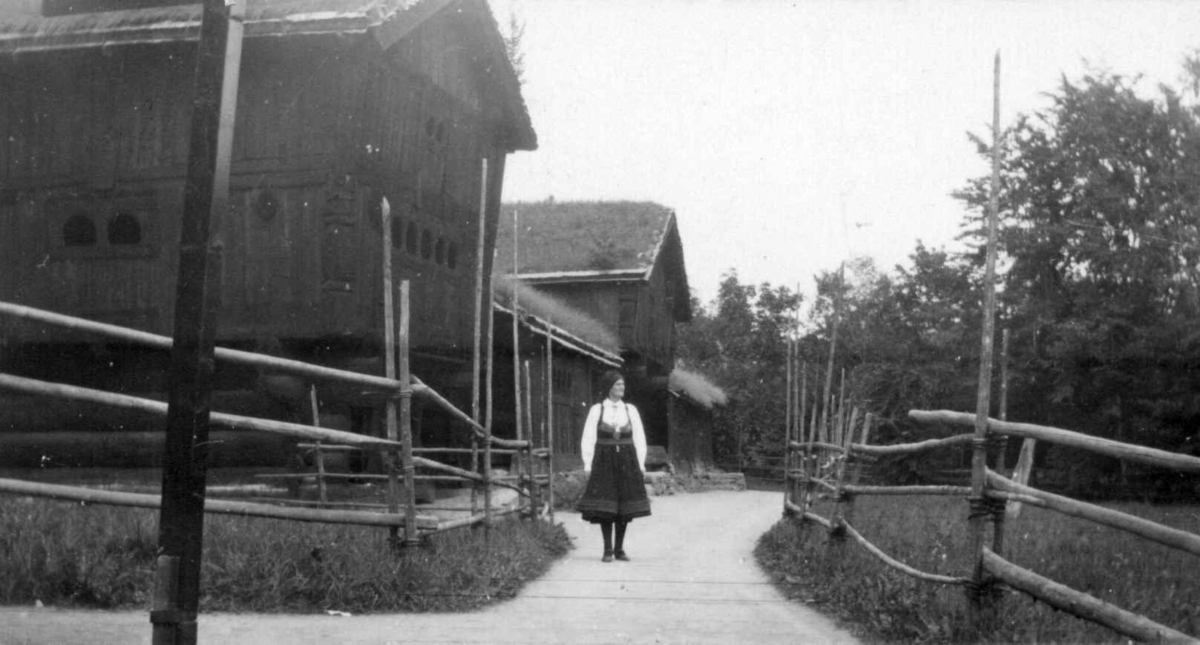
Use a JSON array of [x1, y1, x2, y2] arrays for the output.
[[676, 271, 801, 467], [956, 67, 1200, 496]]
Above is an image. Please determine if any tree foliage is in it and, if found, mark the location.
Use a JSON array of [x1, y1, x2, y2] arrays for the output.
[[678, 61, 1200, 498], [676, 271, 801, 466], [957, 69, 1200, 464]]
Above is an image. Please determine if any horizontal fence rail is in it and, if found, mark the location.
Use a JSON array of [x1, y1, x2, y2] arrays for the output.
[[985, 470, 1200, 557], [981, 547, 1194, 643], [0, 478, 439, 530], [910, 409, 1200, 474], [0, 300, 548, 538], [784, 404, 1200, 642], [0, 301, 529, 451]]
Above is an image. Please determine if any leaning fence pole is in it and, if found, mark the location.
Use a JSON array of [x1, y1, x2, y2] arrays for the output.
[[152, 2, 242, 641], [380, 197, 403, 547], [470, 158, 489, 516], [398, 281, 420, 547], [969, 50, 1003, 618]]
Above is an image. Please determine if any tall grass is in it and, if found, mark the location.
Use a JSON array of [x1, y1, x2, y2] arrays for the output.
[[756, 495, 1200, 643], [0, 496, 571, 613]]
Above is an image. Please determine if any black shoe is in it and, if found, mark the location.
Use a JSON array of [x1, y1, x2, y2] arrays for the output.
[[602, 551, 614, 562], [614, 550, 630, 561]]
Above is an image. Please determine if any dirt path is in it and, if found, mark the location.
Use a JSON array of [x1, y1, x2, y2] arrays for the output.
[[3, 490, 858, 644]]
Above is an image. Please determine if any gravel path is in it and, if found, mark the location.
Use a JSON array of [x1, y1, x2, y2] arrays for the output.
[[2, 490, 858, 644]]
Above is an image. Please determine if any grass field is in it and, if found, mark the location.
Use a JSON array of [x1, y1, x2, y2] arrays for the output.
[[0, 492, 571, 614], [755, 494, 1200, 643]]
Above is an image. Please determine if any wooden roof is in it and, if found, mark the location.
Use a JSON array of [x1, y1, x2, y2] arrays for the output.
[[0, 0, 535, 150], [495, 201, 691, 312]]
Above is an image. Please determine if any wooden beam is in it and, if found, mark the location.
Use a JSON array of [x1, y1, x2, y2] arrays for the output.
[[982, 548, 1194, 643], [909, 410, 1200, 474]]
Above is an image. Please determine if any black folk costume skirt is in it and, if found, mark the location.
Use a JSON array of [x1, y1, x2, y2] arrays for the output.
[[576, 437, 651, 523]]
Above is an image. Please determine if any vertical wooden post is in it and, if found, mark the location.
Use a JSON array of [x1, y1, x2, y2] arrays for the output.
[[969, 51, 1003, 619], [511, 210, 523, 480], [545, 327, 555, 522], [820, 262, 844, 451], [992, 329, 1011, 555], [784, 340, 793, 513], [484, 254, 496, 541], [153, 2, 242, 642], [796, 361, 808, 512], [399, 281, 420, 547], [827, 407, 857, 563], [309, 385, 327, 507], [470, 159, 488, 517], [380, 197, 402, 547], [523, 359, 536, 516]]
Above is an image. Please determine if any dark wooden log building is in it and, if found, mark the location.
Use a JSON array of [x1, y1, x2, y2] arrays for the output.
[[495, 201, 705, 469], [0, 0, 535, 467]]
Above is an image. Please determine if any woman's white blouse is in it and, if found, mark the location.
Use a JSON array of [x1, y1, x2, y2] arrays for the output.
[[580, 399, 647, 473]]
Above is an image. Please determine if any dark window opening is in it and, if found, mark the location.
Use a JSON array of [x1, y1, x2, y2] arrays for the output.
[[107, 212, 142, 245], [391, 217, 403, 249], [420, 229, 432, 260], [447, 242, 458, 270], [63, 213, 96, 246], [406, 222, 419, 254]]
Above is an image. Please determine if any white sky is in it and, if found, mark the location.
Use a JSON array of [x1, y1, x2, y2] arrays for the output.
[[491, 0, 1200, 307]]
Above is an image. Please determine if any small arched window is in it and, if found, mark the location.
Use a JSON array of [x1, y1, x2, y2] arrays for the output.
[[107, 212, 142, 245], [63, 213, 96, 246], [420, 229, 432, 260], [447, 242, 458, 270], [434, 237, 445, 265], [406, 222, 419, 254]]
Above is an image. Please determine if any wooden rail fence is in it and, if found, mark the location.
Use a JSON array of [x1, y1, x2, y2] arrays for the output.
[[0, 299, 550, 541], [782, 406, 1200, 643]]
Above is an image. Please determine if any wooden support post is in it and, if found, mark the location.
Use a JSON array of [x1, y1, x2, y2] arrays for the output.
[[796, 361, 808, 513], [784, 341, 793, 515], [153, 2, 242, 643], [399, 281, 420, 547], [380, 197, 402, 548], [992, 329, 1010, 556], [484, 256, 496, 543], [511, 210, 523, 486], [968, 51, 1003, 621], [522, 359, 536, 517], [827, 407, 856, 564], [470, 158, 488, 517], [310, 385, 327, 507], [545, 327, 555, 522]]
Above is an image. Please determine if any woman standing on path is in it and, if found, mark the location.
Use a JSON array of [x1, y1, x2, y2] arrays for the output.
[[576, 370, 651, 562]]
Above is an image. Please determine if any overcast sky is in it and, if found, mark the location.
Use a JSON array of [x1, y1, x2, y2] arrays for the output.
[[491, 0, 1200, 307]]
